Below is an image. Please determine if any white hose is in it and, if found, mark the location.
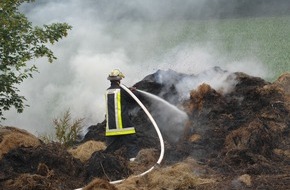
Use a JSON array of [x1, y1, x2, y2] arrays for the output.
[[75, 85, 165, 189], [109, 85, 165, 182], [121, 85, 165, 164], [111, 85, 165, 183]]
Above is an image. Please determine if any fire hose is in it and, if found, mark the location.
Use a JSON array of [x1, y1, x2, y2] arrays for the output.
[[109, 84, 165, 184], [75, 85, 164, 189]]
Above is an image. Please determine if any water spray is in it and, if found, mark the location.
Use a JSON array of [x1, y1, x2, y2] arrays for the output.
[[75, 85, 165, 189], [137, 89, 188, 143], [137, 89, 187, 118]]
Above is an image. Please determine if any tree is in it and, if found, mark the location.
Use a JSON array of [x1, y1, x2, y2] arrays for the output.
[[0, 0, 72, 120]]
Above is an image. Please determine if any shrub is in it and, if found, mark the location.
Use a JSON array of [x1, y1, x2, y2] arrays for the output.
[[40, 109, 84, 147]]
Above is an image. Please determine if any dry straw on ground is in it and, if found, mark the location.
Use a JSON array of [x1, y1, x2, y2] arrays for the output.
[[68, 140, 106, 162], [116, 158, 216, 190]]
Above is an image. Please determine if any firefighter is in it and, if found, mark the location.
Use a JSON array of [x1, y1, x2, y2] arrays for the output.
[[104, 69, 139, 161]]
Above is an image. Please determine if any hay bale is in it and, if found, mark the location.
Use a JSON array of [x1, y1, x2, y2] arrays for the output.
[[224, 119, 283, 154], [68, 140, 106, 162], [0, 126, 41, 160]]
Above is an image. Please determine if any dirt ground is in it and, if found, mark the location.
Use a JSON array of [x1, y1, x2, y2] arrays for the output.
[[1, 68, 290, 190]]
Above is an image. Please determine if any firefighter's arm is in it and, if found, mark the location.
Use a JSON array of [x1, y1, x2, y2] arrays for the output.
[[128, 86, 137, 92]]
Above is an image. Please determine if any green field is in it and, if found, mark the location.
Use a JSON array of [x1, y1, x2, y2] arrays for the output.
[[162, 16, 290, 81], [108, 16, 290, 81], [200, 16, 290, 80]]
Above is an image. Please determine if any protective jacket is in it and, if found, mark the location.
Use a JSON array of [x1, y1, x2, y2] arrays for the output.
[[105, 82, 136, 136]]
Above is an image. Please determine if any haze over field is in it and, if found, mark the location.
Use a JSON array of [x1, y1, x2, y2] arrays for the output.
[[2, 0, 290, 135]]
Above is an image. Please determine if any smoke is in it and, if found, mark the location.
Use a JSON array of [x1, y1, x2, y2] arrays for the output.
[[137, 90, 188, 143], [2, 0, 271, 135]]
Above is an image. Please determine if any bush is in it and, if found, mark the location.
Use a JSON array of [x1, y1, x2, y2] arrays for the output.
[[40, 109, 84, 147]]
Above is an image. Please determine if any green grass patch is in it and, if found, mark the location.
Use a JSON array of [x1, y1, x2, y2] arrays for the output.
[[167, 16, 290, 80], [108, 16, 290, 80]]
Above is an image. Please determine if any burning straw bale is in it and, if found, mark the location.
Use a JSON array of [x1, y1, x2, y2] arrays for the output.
[[0, 126, 41, 160], [2, 70, 290, 190], [224, 119, 284, 155], [184, 83, 223, 113], [179, 71, 290, 177], [220, 74, 290, 171], [0, 142, 85, 189]]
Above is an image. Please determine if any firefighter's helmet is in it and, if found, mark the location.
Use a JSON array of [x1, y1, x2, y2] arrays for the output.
[[107, 69, 125, 81]]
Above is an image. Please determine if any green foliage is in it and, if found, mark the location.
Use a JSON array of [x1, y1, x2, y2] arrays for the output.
[[40, 109, 84, 147], [0, 0, 72, 120]]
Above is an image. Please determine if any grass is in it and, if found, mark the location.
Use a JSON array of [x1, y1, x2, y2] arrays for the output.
[[165, 16, 290, 80], [109, 16, 290, 81], [208, 16, 290, 79]]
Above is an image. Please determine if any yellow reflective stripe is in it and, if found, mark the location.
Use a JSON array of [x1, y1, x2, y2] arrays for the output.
[[117, 91, 123, 129], [105, 93, 109, 130], [106, 128, 136, 136], [106, 88, 135, 137]]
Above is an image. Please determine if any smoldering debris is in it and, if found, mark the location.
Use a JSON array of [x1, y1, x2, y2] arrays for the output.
[[1, 69, 290, 189]]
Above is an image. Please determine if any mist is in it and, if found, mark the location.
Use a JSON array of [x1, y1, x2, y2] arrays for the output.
[[2, 0, 277, 135]]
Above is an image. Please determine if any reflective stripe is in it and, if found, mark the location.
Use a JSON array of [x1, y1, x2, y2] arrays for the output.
[[117, 91, 123, 129], [106, 127, 136, 136], [105, 94, 109, 130], [106, 89, 121, 130], [105, 88, 136, 136]]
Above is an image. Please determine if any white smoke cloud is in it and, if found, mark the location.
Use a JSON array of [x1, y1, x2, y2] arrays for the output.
[[2, 0, 269, 135]]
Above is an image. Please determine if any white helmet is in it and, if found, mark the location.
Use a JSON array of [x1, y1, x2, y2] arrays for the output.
[[107, 69, 125, 81]]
